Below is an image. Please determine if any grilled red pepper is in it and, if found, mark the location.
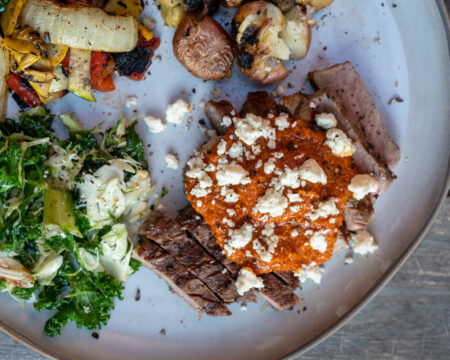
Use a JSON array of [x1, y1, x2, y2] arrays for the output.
[[7, 74, 41, 107], [91, 51, 116, 92]]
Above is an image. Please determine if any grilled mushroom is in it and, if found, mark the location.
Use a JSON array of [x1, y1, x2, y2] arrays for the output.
[[173, 15, 233, 80]]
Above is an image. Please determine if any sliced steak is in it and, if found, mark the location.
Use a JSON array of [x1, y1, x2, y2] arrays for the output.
[[309, 62, 400, 168], [177, 207, 257, 303], [204, 100, 236, 135], [273, 271, 299, 290], [143, 215, 242, 304], [177, 206, 299, 309], [280, 92, 315, 123], [240, 91, 289, 118], [259, 273, 299, 311], [132, 239, 231, 316], [309, 90, 395, 194], [177, 206, 241, 275], [344, 196, 374, 231]]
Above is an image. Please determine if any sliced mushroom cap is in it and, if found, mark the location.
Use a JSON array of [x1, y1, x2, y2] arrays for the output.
[[280, 5, 311, 59], [232, 1, 289, 84], [173, 15, 233, 80]]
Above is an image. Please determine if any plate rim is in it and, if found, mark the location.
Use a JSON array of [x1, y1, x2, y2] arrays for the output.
[[0, 1, 449, 359]]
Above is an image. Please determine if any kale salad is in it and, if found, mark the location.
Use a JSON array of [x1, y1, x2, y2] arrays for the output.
[[0, 107, 154, 336]]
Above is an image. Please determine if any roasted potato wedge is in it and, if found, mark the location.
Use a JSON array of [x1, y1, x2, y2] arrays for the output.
[[296, 0, 333, 11], [232, 1, 289, 84], [280, 5, 311, 59], [220, 0, 243, 9], [173, 15, 233, 80]]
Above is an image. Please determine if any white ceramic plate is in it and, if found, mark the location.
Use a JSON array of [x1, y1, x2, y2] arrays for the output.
[[1, 0, 449, 359]]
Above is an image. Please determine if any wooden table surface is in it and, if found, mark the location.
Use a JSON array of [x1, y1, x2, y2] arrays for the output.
[[1, 197, 449, 359]]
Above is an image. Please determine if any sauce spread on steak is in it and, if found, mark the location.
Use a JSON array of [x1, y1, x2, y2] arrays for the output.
[[185, 112, 359, 274]]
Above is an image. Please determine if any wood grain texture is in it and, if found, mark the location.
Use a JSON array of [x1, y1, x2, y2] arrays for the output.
[[0, 199, 448, 360]]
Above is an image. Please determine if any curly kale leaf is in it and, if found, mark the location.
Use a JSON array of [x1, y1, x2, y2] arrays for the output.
[[35, 260, 124, 337], [0, 106, 54, 139]]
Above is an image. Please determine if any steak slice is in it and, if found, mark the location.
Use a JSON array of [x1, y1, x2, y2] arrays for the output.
[[273, 271, 299, 290], [142, 215, 242, 304], [133, 239, 231, 316], [279, 92, 315, 123], [204, 100, 236, 135], [240, 91, 289, 118], [309, 90, 395, 194], [309, 62, 400, 168], [259, 273, 299, 311], [177, 207, 299, 309], [344, 196, 374, 231]]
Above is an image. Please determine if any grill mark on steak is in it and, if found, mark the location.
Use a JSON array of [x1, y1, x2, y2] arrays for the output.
[[177, 207, 257, 303], [142, 214, 243, 304], [309, 62, 400, 169], [177, 206, 299, 309], [132, 239, 231, 316]]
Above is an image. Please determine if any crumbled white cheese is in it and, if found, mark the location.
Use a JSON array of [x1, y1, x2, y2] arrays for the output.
[[273, 152, 284, 159], [325, 129, 355, 157], [310, 230, 328, 253], [295, 264, 322, 284], [298, 159, 327, 184], [190, 186, 211, 198], [220, 187, 239, 203], [228, 224, 254, 249], [264, 158, 276, 174], [309, 101, 317, 109], [251, 144, 261, 155], [218, 157, 229, 165], [275, 113, 290, 131], [290, 205, 300, 212], [306, 199, 339, 220], [277, 167, 301, 189], [253, 188, 288, 218], [205, 164, 215, 172], [222, 116, 232, 127], [255, 159, 263, 169], [228, 142, 244, 159], [216, 163, 250, 186], [197, 200, 202, 207], [125, 96, 137, 108], [217, 139, 227, 155], [164, 153, 179, 169], [165, 99, 189, 124], [350, 230, 378, 255], [236, 267, 264, 296], [234, 113, 275, 146], [226, 209, 236, 217], [315, 113, 337, 130], [267, 139, 276, 149], [143, 115, 166, 133], [287, 191, 302, 203], [291, 229, 299, 237], [223, 218, 235, 227], [348, 174, 378, 200]]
